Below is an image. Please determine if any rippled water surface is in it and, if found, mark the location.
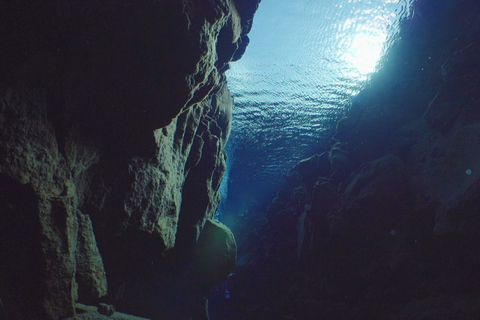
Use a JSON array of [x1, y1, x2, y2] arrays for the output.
[[220, 0, 412, 217]]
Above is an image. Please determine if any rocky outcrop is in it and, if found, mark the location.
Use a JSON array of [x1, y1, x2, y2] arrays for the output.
[[0, 0, 259, 319], [216, 0, 480, 319]]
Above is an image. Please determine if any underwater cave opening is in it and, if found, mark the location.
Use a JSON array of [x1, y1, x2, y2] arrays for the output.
[[218, 0, 412, 235]]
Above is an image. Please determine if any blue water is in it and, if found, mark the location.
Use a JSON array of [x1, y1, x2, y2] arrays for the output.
[[219, 0, 413, 219]]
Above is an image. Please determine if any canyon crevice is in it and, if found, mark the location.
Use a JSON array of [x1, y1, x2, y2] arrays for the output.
[[3, 0, 480, 319]]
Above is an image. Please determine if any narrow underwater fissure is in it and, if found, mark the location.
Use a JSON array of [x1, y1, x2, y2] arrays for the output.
[[2, 0, 480, 319], [209, 0, 410, 315]]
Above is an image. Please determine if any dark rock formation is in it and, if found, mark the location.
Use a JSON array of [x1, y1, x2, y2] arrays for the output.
[[0, 0, 259, 319], [214, 0, 480, 319]]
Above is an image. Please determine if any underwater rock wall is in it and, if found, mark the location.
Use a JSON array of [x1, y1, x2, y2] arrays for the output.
[[219, 0, 480, 319], [0, 0, 259, 319]]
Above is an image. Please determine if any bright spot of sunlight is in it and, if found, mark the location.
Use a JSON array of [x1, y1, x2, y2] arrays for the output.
[[343, 31, 386, 75]]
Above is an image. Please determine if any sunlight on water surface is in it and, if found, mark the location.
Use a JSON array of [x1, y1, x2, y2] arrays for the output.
[[219, 0, 412, 217]]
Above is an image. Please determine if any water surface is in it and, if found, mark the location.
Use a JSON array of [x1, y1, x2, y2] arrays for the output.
[[220, 0, 412, 218]]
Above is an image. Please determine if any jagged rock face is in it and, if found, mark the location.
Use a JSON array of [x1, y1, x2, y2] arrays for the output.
[[219, 0, 480, 319], [0, 0, 259, 319]]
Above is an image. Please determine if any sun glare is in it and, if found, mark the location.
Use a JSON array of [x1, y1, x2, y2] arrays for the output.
[[343, 32, 386, 74]]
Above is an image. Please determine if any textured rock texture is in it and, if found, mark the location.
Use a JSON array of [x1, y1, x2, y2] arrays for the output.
[[0, 0, 259, 319], [214, 0, 480, 319]]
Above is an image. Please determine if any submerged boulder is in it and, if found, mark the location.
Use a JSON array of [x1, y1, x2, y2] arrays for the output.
[[195, 219, 237, 291]]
